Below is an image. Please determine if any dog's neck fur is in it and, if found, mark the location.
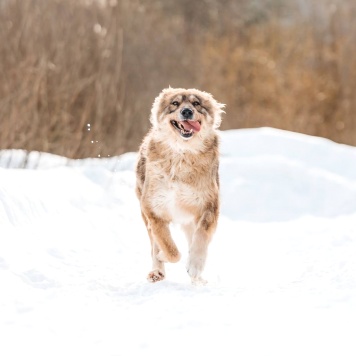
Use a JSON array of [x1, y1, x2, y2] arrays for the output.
[[145, 132, 219, 185], [151, 132, 218, 159]]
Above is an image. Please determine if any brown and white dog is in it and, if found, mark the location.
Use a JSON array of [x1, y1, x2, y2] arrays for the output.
[[135, 87, 225, 284]]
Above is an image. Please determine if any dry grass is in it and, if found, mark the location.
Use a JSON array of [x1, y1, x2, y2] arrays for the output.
[[1, 0, 355, 158]]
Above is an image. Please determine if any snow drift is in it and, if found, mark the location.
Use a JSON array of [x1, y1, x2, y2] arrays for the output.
[[1, 128, 355, 356]]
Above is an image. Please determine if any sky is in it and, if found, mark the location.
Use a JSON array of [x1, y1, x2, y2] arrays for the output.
[[1, 127, 356, 356]]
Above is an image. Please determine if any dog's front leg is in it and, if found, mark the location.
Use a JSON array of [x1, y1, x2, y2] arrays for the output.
[[187, 209, 218, 285], [143, 210, 181, 282], [141, 212, 165, 282], [147, 241, 166, 283]]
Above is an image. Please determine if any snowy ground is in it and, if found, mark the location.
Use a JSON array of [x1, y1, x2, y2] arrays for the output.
[[1, 127, 356, 356]]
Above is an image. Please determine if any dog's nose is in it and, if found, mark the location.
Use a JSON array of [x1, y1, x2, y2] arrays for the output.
[[181, 108, 193, 119]]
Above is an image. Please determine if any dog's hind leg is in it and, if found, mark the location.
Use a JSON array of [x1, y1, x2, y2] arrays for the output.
[[181, 222, 195, 247], [186, 206, 218, 285]]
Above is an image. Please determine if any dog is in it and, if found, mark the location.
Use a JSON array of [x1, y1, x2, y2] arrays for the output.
[[135, 87, 225, 284]]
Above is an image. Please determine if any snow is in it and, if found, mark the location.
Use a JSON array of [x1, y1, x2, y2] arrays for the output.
[[1, 127, 356, 356]]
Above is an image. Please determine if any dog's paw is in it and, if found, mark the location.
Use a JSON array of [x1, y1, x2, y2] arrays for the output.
[[191, 276, 208, 286], [147, 269, 165, 283], [187, 258, 208, 285], [186, 256, 205, 279]]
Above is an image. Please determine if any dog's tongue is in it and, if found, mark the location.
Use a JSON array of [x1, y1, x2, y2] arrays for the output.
[[181, 120, 201, 132]]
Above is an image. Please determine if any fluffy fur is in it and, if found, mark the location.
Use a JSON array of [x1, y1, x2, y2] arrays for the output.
[[135, 87, 225, 284]]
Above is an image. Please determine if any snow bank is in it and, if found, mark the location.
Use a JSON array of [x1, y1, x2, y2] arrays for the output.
[[220, 128, 356, 221], [1, 128, 355, 356]]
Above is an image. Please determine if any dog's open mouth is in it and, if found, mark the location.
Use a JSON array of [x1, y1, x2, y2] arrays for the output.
[[171, 120, 201, 139]]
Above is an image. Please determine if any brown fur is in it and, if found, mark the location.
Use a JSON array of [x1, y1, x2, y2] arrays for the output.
[[135, 87, 225, 284]]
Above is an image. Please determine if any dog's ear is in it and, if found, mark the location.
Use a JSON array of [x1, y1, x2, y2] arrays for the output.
[[149, 92, 161, 128], [195, 89, 225, 129], [150, 88, 174, 127], [212, 99, 226, 129]]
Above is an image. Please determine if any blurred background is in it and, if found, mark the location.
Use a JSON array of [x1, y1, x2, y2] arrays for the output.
[[1, 0, 355, 158]]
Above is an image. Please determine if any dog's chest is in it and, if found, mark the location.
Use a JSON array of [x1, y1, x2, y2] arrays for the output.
[[153, 181, 201, 224], [147, 153, 214, 223]]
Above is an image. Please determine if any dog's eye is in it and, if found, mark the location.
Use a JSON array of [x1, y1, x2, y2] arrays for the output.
[[172, 101, 179, 106], [193, 101, 200, 107]]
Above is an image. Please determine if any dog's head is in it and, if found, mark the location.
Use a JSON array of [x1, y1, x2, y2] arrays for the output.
[[150, 88, 225, 146]]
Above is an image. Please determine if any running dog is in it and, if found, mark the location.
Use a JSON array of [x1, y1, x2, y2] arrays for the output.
[[135, 87, 225, 284]]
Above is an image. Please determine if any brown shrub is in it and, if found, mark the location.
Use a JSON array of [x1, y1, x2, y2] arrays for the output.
[[0, 0, 355, 158]]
